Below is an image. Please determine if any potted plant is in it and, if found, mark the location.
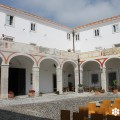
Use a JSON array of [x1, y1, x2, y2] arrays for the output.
[[94, 88, 100, 95], [28, 90, 35, 97], [78, 84, 83, 93], [56, 91, 59, 95], [113, 80, 118, 94], [8, 91, 14, 98], [68, 49, 71, 52], [39, 92, 43, 96]]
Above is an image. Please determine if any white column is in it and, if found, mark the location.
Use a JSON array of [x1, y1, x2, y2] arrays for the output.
[[1, 64, 9, 99], [32, 66, 39, 96], [80, 68, 83, 84], [101, 67, 107, 91], [74, 69, 79, 92], [56, 67, 63, 94]]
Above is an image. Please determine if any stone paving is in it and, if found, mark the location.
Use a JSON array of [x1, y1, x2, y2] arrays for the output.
[[0, 92, 120, 120]]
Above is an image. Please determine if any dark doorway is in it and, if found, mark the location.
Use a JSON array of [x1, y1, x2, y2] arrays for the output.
[[53, 74, 57, 92], [108, 72, 117, 87], [9, 68, 26, 96]]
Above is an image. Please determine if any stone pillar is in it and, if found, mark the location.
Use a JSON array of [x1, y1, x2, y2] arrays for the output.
[[80, 68, 83, 84], [74, 69, 79, 92], [56, 67, 63, 94], [32, 66, 39, 96], [101, 67, 107, 91], [1, 64, 9, 99]]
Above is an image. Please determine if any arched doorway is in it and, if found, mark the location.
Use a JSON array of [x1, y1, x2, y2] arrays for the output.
[[9, 55, 34, 96], [62, 62, 75, 92], [82, 61, 101, 91], [39, 59, 58, 93], [105, 58, 120, 91]]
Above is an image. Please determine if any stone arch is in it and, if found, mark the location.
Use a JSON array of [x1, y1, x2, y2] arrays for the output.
[[62, 60, 77, 92], [7, 53, 36, 66], [103, 57, 120, 68], [81, 60, 101, 69], [82, 60, 101, 90], [8, 54, 34, 96], [61, 59, 77, 69], [103, 57, 120, 92], [39, 57, 60, 67], [0, 52, 5, 65], [39, 57, 60, 93]]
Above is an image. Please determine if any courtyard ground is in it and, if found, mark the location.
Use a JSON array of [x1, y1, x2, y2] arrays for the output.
[[0, 92, 120, 120]]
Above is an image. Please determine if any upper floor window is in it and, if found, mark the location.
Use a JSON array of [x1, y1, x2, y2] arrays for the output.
[[6, 15, 14, 26], [113, 24, 119, 33], [94, 29, 100, 36], [67, 33, 70, 39], [31, 23, 36, 31], [76, 34, 79, 41]]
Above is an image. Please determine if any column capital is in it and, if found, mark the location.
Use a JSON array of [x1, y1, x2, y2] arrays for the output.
[[32, 66, 39, 68], [102, 67, 106, 71], [1, 64, 9, 66]]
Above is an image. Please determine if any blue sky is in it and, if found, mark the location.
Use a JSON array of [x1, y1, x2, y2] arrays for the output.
[[0, 0, 120, 27]]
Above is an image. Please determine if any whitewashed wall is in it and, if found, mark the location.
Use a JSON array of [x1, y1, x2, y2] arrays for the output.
[[0, 9, 73, 51], [76, 19, 120, 52]]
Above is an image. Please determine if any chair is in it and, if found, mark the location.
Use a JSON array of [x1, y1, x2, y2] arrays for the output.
[[114, 99, 120, 104], [107, 115, 120, 120], [91, 113, 104, 120], [87, 103, 96, 115], [102, 100, 111, 106], [79, 106, 88, 119], [73, 112, 85, 120], [112, 103, 120, 109], [109, 104, 120, 116], [95, 107, 106, 115], [100, 103, 110, 115], [61, 110, 70, 120]]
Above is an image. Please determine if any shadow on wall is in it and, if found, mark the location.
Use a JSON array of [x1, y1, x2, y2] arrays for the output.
[[0, 109, 53, 120]]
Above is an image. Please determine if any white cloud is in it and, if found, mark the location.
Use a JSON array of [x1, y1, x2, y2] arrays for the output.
[[1, 0, 120, 27]]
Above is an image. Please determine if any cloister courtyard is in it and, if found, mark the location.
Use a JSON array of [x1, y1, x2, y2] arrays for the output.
[[0, 92, 120, 120]]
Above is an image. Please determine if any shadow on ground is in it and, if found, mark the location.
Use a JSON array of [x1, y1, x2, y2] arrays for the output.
[[0, 109, 53, 120]]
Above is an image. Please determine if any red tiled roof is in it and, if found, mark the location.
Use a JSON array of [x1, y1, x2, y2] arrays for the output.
[[0, 4, 120, 31]]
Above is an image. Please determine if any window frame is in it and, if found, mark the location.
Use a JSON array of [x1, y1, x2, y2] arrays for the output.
[[76, 34, 80, 41], [30, 22, 36, 32], [112, 24, 119, 33], [67, 33, 70, 40], [94, 28, 100, 37], [5, 14, 15, 27]]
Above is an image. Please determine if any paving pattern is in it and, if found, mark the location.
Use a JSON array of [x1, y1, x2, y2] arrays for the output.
[[0, 92, 120, 120]]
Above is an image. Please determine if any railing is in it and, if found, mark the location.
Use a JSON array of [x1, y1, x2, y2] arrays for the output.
[[39, 46, 78, 59], [80, 50, 102, 59], [0, 40, 78, 59], [80, 47, 120, 60], [102, 47, 120, 56], [1, 40, 120, 60], [0, 40, 39, 53]]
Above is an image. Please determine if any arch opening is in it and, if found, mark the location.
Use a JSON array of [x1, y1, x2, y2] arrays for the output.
[[62, 62, 75, 92], [39, 59, 58, 93], [105, 58, 120, 92], [82, 61, 101, 91], [8, 55, 34, 96]]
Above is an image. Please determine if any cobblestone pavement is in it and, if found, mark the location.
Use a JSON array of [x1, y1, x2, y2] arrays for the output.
[[0, 92, 120, 120]]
